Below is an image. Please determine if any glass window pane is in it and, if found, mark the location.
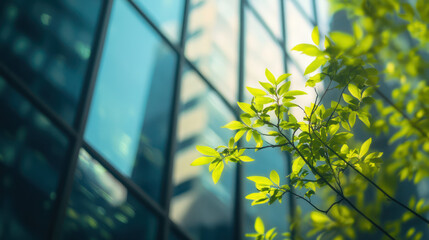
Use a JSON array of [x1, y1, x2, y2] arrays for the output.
[[315, 0, 331, 35], [245, 9, 284, 101], [244, 149, 289, 235], [170, 67, 236, 240], [0, 0, 103, 124], [134, 0, 184, 44], [185, 0, 239, 103], [84, 0, 178, 202], [285, 0, 314, 72], [61, 149, 159, 240], [290, 0, 315, 23], [0, 76, 69, 239], [248, 0, 282, 38]]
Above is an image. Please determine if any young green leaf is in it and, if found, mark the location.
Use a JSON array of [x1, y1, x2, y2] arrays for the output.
[[348, 84, 361, 100], [255, 217, 265, 234], [270, 170, 280, 185], [359, 138, 372, 158], [276, 73, 292, 84], [278, 81, 291, 95], [330, 31, 355, 49], [222, 121, 245, 130], [305, 57, 327, 75], [238, 102, 255, 115], [191, 156, 216, 166], [265, 68, 276, 84], [349, 112, 357, 128], [212, 161, 224, 184], [234, 129, 247, 142], [284, 90, 307, 96], [196, 146, 220, 157], [312, 26, 320, 45], [292, 44, 323, 56], [247, 176, 273, 186], [292, 157, 305, 174], [240, 156, 254, 162], [247, 86, 267, 96]]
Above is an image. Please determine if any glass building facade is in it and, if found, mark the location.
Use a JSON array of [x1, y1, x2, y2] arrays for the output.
[[0, 0, 330, 239]]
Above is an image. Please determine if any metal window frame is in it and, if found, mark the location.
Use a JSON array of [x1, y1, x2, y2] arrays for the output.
[[0, 0, 319, 239]]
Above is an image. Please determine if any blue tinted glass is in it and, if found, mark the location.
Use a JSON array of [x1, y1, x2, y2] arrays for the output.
[[245, 9, 284, 101], [185, 0, 239, 103], [135, 0, 184, 44], [244, 149, 290, 235], [61, 149, 159, 240], [85, 0, 178, 202], [285, 0, 314, 72], [170, 67, 235, 240], [248, 0, 282, 37], [0, 0, 102, 124], [290, 0, 315, 23], [0, 76, 69, 239]]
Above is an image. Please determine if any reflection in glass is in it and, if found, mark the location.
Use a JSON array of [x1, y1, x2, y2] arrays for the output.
[[314, 0, 331, 35], [290, 0, 315, 23], [85, 0, 178, 202], [185, 0, 239, 103], [0, 0, 102, 124], [0, 76, 69, 239], [248, 0, 282, 37], [61, 149, 159, 240], [170, 67, 235, 240], [285, 0, 314, 72], [245, 9, 284, 101], [135, 0, 184, 44], [244, 148, 289, 235]]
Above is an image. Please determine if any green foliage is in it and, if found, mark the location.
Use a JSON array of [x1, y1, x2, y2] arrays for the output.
[[192, 0, 429, 239]]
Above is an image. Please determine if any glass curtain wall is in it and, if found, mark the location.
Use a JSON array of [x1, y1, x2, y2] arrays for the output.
[[0, 0, 330, 239]]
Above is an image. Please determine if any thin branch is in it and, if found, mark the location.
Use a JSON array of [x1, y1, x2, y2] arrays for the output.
[[375, 88, 429, 139], [312, 129, 429, 225]]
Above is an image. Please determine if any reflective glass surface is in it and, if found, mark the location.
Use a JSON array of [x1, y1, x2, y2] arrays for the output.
[[315, 0, 331, 35], [170, 67, 235, 240], [61, 149, 159, 240], [0, 0, 102, 124], [285, 0, 314, 72], [134, 0, 184, 44], [0, 76, 69, 239], [185, 0, 239, 103], [245, 9, 284, 101], [85, 0, 178, 202], [244, 148, 289, 235], [248, 0, 282, 37], [290, 0, 315, 23]]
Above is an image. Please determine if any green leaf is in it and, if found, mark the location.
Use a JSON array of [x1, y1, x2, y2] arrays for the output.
[[358, 113, 370, 127], [191, 156, 216, 166], [222, 121, 245, 130], [247, 87, 267, 96], [246, 192, 267, 200], [292, 157, 305, 174], [255, 217, 265, 234], [196, 146, 220, 157], [312, 26, 320, 45], [265, 68, 276, 84], [349, 112, 357, 128], [285, 90, 307, 96], [270, 170, 280, 185], [253, 131, 263, 148], [311, 212, 331, 224], [330, 32, 355, 49], [259, 81, 275, 93], [348, 84, 361, 100], [359, 138, 372, 158], [241, 115, 252, 126], [246, 130, 253, 142], [247, 176, 273, 185], [238, 102, 255, 115], [240, 156, 254, 162], [234, 129, 247, 142], [305, 57, 327, 75], [254, 96, 275, 105], [276, 73, 292, 84], [342, 93, 354, 104], [266, 228, 276, 240], [212, 161, 224, 184], [278, 81, 291, 95], [292, 44, 323, 56], [283, 102, 299, 108]]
